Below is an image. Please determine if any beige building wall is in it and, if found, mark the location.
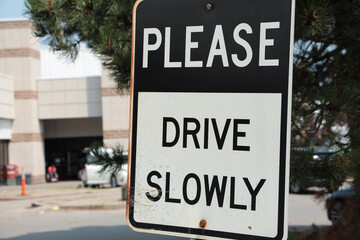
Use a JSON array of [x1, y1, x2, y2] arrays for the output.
[[0, 73, 14, 120], [0, 21, 40, 91], [0, 20, 45, 183], [0, 20, 131, 182], [38, 77, 102, 119], [101, 69, 130, 149]]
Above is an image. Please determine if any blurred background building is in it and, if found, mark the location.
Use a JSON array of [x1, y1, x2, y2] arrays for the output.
[[0, 19, 130, 184]]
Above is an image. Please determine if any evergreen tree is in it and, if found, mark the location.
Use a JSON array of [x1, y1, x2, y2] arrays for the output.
[[293, 1, 360, 239], [26, 0, 360, 238]]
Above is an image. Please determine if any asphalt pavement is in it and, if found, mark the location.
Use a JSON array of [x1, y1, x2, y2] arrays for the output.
[[0, 180, 332, 238]]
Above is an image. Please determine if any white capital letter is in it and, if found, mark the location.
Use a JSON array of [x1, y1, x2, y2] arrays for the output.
[[259, 22, 280, 66], [143, 28, 162, 68], [185, 26, 203, 68], [206, 25, 229, 67], [231, 23, 253, 68], [164, 27, 182, 68]]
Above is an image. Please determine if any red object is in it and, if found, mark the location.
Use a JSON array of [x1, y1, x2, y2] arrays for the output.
[[48, 165, 57, 173], [47, 165, 59, 182], [6, 164, 18, 179]]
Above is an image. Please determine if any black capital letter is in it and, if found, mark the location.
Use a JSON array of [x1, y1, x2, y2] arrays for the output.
[[243, 178, 266, 211], [183, 173, 201, 205], [233, 119, 250, 151], [183, 118, 200, 149], [145, 171, 162, 202], [230, 177, 247, 210], [204, 118, 209, 149], [165, 172, 181, 203], [212, 118, 231, 150], [204, 175, 227, 207], [162, 117, 180, 147]]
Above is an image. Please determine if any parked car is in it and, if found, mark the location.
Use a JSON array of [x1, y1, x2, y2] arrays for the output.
[[325, 187, 356, 225], [81, 148, 128, 188]]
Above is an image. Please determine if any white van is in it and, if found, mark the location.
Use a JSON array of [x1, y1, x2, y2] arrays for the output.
[[81, 148, 128, 188]]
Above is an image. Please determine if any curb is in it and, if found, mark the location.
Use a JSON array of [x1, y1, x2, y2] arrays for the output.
[[59, 204, 126, 211], [0, 192, 85, 202]]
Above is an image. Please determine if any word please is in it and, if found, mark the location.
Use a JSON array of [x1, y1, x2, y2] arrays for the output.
[[142, 22, 280, 68]]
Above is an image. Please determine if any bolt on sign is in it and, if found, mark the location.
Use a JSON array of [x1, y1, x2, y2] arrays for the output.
[[127, 0, 295, 239]]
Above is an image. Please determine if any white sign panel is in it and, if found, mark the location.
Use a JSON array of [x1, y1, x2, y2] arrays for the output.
[[133, 92, 281, 237]]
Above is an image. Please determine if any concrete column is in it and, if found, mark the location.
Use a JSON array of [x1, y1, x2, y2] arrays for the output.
[[101, 69, 130, 150], [0, 20, 45, 183]]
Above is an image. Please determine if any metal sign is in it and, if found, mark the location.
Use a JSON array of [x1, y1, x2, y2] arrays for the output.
[[127, 0, 295, 239]]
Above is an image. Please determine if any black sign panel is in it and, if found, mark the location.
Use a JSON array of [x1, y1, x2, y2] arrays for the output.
[[128, 0, 294, 239]]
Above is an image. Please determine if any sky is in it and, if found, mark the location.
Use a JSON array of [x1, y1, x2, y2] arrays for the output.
[[0, 0, 26, 19], [0, 0, 101, 78]]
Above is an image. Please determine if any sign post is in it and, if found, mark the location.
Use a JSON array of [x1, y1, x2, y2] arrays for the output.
[[127, 0, 295, 239]]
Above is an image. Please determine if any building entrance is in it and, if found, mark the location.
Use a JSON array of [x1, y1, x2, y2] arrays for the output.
[[44, 137, 102, 180], [0, 140, 9, 185]]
